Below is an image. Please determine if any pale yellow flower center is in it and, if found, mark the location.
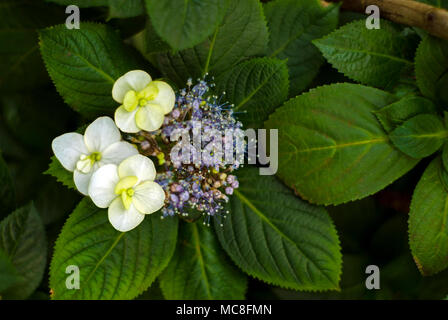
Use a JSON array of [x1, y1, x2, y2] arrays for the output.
[[114, 176, 138, 210], [123, 82, 159, 112], [76, 152, 102, 174]]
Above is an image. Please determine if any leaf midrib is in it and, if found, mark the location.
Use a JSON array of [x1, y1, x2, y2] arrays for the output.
[[316, 42, 413, 65], [72, 232, 125, 298], [234, 63, 283, 111], [287, 137, 387, 154], [191, 223, 213, 299], [395, 131, 448, 139]]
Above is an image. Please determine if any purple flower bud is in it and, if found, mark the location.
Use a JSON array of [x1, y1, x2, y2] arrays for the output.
[[175, 184, 184, 193], [226, 175, 235, 184], [192, 181, 200, 192], [225, 187, 233, 195], [231, 181, 239, 189], [170, 194, 179, 204], [180, 191, 189, 201]]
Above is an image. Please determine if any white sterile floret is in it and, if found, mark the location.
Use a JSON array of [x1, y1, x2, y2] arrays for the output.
[[51, 116, 138, 195], [112, 70, 175, 133], [88, 154, 166, 232]]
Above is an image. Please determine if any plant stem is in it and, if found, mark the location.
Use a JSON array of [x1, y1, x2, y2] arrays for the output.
[[324, 0, 448, 40]]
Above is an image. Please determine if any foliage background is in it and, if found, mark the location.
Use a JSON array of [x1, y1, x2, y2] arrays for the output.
[[0, 0, 447, 300]]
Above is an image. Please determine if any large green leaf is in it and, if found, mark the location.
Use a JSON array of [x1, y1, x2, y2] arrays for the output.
[[0, 152, 15, 217], [215, 57, 289, 128], [214, 167, 342, 290], [145, 0, 227, 51], [159, 222, 247, 299], [50, 198, 178, 299], [265, 0, 339, 96], [415, 36, 448, 105], [409, 158, 448, 275], [0, 203, 47, 299], [265, 83, 419, 205], [39, 23, 145, 118], [155, 0, 268, 86], [0, 0, 61, 92], [314, 20, 414, 88], [390, 114, 447, 159]]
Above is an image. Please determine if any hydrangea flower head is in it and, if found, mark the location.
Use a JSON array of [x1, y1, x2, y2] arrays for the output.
[[51, 116, 138, 195], [132, 78, 245, 223], [88, 154, 166, 232], [112, 70, 175, 133]]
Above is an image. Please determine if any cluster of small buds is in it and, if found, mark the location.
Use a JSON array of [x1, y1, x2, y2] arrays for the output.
[[152, 77, 245, 223]]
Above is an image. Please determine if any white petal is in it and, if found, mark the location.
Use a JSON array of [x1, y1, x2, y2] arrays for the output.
[[135, 103, 164, 132], [52, 132, 88, 171], [73, 169, 93, 195], [84, 117, 121, 152], [101, 141, 138, 165], [108, 198, 145, 232], [112, 70, 152, 103], [115, 105, 140, 133], [151, 81, 175, 114], [118, 154, 156, 182], [88, 164, 119, 208], [133, 181, 166, 214]]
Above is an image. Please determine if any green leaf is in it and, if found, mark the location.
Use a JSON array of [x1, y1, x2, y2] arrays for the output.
[[44, 156, 76, 190], [215, 58, 289, 128], [50, 198, 178, 299], [156, 0, 268, 86], [374, 96, 437, 132], [39, 23, 145, 118], [145, 0, 227, 51], [0, 249, 21, 294], [265, 0, 339, 96], [409, 157, 448, 275], [159, 222, 247, 299], [265, 83, 419, 205], [0, 203, 47, 299], [390, 114, 447, 159], [0, 152, 15, 217], [0, 0, 61, 92], [415, 36, 448, 105], [314, 20, 414, 88], [214, 167, 342, 291]]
